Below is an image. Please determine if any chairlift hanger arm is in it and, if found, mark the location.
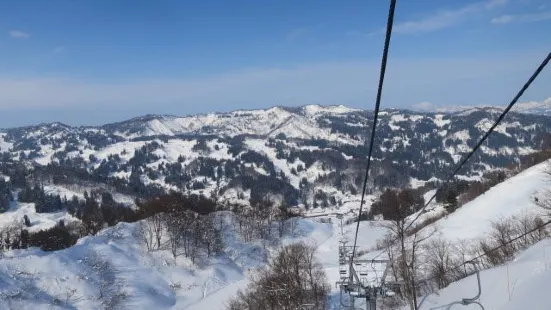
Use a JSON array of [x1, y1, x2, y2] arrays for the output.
[[429, 262, 484, 310]]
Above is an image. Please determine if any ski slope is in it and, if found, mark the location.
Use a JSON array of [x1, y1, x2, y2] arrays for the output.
[[416, 238, 551, 310], [0, 161, 550, 309], [0, 201, 78, 234], [407, 160, 551, 309], [434, 161, 549, 241], [0, 212, 335, 310]]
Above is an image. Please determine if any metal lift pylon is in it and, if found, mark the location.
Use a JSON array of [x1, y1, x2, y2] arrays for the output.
[[335, 214, 393, 310]]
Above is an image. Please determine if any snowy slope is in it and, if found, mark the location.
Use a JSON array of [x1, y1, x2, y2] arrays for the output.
[[1, 160, 550, 309], [414, 96, 551, 116], [1, 147, 550, 309], [416, 238, 551, 310], [0, 201, 78, 233], [394, 161, 551, 309], [0, 213, 334, 310], [108, 105, 359, 141], [187, 218, 335, 310], [435, 161, 549, 241]]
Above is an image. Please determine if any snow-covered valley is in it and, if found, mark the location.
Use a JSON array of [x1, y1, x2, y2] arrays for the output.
[[0, 159, 550, 309]]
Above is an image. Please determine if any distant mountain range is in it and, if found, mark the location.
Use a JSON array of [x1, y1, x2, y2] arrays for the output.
[[1, 103, 551, 207], [413, 97, 551, 116]]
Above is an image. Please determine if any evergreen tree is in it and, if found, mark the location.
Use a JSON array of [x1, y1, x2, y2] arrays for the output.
[[23, 215, 32, 227], [444, 190, 458, 213]]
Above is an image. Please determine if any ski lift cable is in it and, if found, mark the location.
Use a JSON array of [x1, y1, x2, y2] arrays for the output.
[[405, 51, 551, 232], [350, 0, 397, 265], [368, 51, 551, 263], [369, 198, 551, 307], [420, 218, 551, 290]]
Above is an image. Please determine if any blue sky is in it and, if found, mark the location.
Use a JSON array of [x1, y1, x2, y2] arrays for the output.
[[0, 0, 550, 127]]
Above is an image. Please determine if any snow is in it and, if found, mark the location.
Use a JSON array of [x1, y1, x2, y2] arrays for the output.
[[433, 114, 450, 128], [453, 129, 470, 141], [416, 238, 551, 310], [0, 210, 339, 309], [244, 138, 301, 188], [388, 114, 407, 131], [0, 201, 79, 233], [302, 104, 360, 116], [475, 118, 511, 137], [35, 144, 57, 166], [435, 160, 549, 241], [410, 177, 439, 189], [0, 133, 13, 152], [456, 174, 483, 181], [0, 184, 136, 235], [0, 185, 375, 309], [388, 123, 400, 131], [414, 96, 551, 117], [92, 141, 145, 163], [110, 105, 360, 143], [112, 170, 131, 180], [44, 185, 86, 201], [368, 161, 551, 310], [518, 146, 537, 155], [1, 154, 551, 308], [218, 187, 251, 207], [390, 114, 406, 123], [42, 184, 135, 207], [513, 96, 551, 114]]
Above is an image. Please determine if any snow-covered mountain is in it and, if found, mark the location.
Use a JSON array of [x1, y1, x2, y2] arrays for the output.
[[102, 105, 362, 141], [512, 97, 551, 116], [414, 96, 551, 116], [1, 104, 551, 210], [0, 155, 549, 309]]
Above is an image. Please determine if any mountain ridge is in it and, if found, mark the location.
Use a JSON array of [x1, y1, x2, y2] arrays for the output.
[[1, 102, 550, 210], [3, 97, 550, 134]]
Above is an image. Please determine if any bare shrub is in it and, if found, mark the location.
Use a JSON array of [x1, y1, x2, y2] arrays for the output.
[[479, 217, 518, 266], [375, 186, 436, 310], [227, 242, 329, 310], [513, 212, 548, 247], [423, 238, 460, 290], [479, 214, 549, 267], [149, 213, 165, 250], [138, 220, 155, 252], [535, 188, 551, 219]]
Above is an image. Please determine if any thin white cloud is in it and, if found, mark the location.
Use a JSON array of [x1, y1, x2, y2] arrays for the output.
[[378, 0, 506, 35], [485, 0, 508, 9], [491, 11, 551, 23], [0, 49, 548, 112], [285, 28, 308, 42], [9, 30, 30, 39], [413, 96, 551, 112], [52, 46, 66, 54], [413, 101, 437, 110]]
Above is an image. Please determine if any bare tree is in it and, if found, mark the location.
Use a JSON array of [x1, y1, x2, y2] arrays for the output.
[[480, 217, 518, 265], [276, 203, 302, 238], [377, 188, 435, 310], [227, 242, 329, 310], [200, 214, 224, 258], [533, 162, 551, 218], [165, 210, 185, 258], [535, 190, 551, 218], [138, 219, 154, 252], [423, 238, 459, 290], [479, 214, 549, 267], [150, 213, 165, 250]]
